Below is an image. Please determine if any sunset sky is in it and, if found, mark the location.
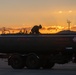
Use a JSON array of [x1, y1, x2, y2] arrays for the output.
[[0, 0, 76, 33]]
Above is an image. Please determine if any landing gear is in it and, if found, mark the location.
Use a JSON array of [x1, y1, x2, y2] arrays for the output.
[[8, 53, 55, 69], [42, 62, 55, 69], [8, 54, 25, 69], [41, 60, 55, 69], [26, 54, 40, 69]]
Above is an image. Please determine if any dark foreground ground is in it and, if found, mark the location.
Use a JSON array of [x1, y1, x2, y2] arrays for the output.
[[0, 59, 76, 75]]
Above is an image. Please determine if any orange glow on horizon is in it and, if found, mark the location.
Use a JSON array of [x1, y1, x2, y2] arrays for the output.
[[0, 25, 76, 34]]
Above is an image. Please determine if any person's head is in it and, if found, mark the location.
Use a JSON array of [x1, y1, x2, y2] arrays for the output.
[[39, 25, 42, 29]]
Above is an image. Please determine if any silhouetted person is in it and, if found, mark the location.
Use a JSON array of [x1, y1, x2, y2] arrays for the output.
[[31, 25, 42, 34]]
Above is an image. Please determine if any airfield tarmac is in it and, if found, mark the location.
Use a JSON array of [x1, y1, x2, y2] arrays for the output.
[[0, 59, 76, 75]]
